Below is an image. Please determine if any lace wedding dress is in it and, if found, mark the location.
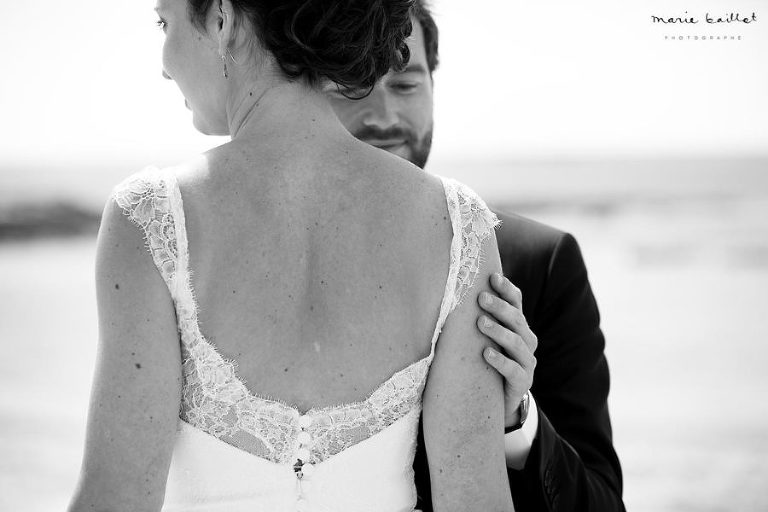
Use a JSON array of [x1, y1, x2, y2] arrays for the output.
[[113, 167, 499, 512]]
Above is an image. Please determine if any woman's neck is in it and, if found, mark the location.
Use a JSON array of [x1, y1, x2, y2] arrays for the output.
[[226, 77, 347, 146]]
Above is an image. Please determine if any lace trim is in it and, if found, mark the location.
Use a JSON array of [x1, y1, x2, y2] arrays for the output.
[[110, 168, 498, 466], [442, 178, 501, 311], [112, 167, 178, 290]]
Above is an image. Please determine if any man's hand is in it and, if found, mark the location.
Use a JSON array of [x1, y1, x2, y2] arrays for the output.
[[477, 273, 538, 429]]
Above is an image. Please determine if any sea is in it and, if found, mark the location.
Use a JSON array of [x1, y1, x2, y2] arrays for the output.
[[1, 156, 767, 511]]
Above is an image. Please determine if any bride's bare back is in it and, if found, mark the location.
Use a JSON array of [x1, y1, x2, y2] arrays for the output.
[[177, 137, 451, 412]]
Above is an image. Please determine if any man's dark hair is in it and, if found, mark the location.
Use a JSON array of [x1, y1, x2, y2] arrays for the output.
[[413, 0, 439, 73]]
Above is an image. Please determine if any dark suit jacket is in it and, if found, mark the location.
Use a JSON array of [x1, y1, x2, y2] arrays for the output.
[[413, 211, 625, 511]]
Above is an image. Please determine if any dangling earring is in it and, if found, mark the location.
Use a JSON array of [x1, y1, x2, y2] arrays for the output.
[[221, 54, 228, 79]]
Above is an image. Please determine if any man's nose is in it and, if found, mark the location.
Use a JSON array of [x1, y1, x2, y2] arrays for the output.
[[162, 69, 171, 80], [361, 89, 399, 130]]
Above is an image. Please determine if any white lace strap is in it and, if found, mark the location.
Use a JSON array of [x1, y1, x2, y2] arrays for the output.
[[112, 167, 179, 299], [425, 177, 500, 358], [441, 177, 501, 313], [162, 170, 195, 308], [424, 178, 462, 358]]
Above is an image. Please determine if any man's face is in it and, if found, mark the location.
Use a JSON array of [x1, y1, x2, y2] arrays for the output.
[[326, 18, 434, 168]]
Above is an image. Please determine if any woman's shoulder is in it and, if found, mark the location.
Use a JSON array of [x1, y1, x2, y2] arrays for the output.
[[112, 165, 164, 200], [366, 157, 497, 228], [371, 159, 450, 243], [357, 148, 446, 216], [110, 157, 210, 213]]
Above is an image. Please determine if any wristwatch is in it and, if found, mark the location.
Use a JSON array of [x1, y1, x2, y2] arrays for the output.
[[504, 391, 530, 434]]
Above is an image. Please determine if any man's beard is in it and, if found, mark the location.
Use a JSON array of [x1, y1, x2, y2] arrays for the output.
[[353, 125, 433, 169]]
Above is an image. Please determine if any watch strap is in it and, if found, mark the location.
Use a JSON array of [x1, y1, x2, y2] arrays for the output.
[[504, 391, 530, 434]]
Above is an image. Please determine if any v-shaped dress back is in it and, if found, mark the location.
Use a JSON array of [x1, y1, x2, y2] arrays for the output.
[[112, 167, 500, 512]]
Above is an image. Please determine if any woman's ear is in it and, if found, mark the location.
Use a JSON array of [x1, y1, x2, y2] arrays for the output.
[[216, 0, 236, 57]]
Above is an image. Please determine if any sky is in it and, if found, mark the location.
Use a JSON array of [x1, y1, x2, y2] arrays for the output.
[[0, 0, 766, 172]]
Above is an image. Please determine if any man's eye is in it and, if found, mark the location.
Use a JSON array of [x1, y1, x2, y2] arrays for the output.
[[156, 19, 167, 31], [391, 82, 418, 93]]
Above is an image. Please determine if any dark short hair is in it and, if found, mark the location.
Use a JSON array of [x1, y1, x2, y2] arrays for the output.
[[413, 0, 439, 73], [187, 0, 414, 91]]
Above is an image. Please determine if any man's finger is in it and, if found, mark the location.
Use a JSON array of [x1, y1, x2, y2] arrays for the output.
[[491, 273, 522, 310], [483, 347, 530, 385], [478, 315, 536, 370], [478, 292, 538, 353], [479, 291, 524, 330]]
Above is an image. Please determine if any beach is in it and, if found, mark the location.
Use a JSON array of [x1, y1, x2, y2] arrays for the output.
[[1, 158, 767, 511]]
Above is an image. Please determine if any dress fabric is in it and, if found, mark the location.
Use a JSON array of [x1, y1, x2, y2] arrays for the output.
[[112, 167, 500, 512]]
